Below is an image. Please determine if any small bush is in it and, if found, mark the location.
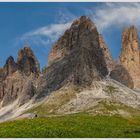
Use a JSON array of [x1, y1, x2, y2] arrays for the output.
[[104, 85, 118, 95]]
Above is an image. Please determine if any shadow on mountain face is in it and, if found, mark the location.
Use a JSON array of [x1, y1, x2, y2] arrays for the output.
[[35, 16, 115, 100], [36, 42, 109, 99], [110, 64, 134, 89]]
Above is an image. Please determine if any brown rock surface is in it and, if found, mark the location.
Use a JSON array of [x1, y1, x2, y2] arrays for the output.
[[0, 68, 5, 82], [17, 46, 40, 76], [1, 71, 36, 106], [99, 34, 113, 72], [110, 61, 134, 89], [0, 47, 40, 107], [3, 56, 17, 76], [38, 16, 113, 98], [48, 16, 113, 70], [48, 16, 112, 67], [119, 26, 140, 89]]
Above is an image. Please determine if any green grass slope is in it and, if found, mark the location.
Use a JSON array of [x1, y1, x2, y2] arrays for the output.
[[0, 114, 140, 138]]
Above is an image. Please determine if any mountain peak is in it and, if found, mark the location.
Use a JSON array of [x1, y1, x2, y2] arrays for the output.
[[17, 46, 40, 76], [18, 47, 34, 60], [0, 46, 40, 107], [4, 56, 17, 76], [111, 25, 140, 89], [120, 25, 140, 88], [44, 16, 113, 93], [122, 25, 138, 45], [72, 16, 93, 25], [123, 25, 137, 31], [70, 16, 96, 32], [6, 56, 14, 62], [48, 16, 98, 66]]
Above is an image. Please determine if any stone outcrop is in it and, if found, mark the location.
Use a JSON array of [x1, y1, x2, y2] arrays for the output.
[[39, 16, 113, 97], [0, 71, 37, 106], [120, 26, 140, 89], [3, 56, 17, 76], [99, 35, 113, 72], [111, 26, 140, 89], [0, 56, 17, 82], [48, 16, 113, 70], [17, 47, 40, 76], [0, 69, 5, 82], [0, 46, 40, 107], [110, 61, 134, 88]]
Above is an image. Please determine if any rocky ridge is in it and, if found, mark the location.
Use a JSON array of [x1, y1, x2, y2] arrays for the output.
[[0, 16, 140, 121], [0, 46, 40, 107]]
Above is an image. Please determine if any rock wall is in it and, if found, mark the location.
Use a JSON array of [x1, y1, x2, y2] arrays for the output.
[[39, 16, 113, 97], [120, 26, 140, 89], [0, 47, 40, 107], [111, 26, 140, 89], [17, 47, 40, 76]]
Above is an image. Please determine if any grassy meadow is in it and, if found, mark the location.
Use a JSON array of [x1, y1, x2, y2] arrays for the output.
[[0, 113, 140, 137]]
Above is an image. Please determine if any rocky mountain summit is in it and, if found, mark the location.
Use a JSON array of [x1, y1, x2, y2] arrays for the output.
[[17, 47, 40, 76], [1, 16, 140, 122], [120, 26, 140, 89], [43, 16, 113, 95], [0, 46, 40, 107], [48, 16, 113, 70], [110, 26, 140, 89]]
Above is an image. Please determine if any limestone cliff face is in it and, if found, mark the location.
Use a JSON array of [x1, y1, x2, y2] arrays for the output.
[[0, 69, 5, 82], [1, 16, 140, 109], [110, 26, 140, 89], [0, 56, 17, 82], [110, 60, 134, 89], [111, 26, 140, 89], [98, 35, 113, 72], [4, 56, 17, 76], [17, 47, 40, 76], [48, 16, 113, 69], [0, 47, 40, 107], [39, 16, 113, 97], [0, 72, 36, 106]]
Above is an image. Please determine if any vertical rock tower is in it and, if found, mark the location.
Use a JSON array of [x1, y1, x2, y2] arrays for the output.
[[120, 26, 140, 89], [99, 34, 113, 73], [0, 46, 40, 107], [17, 46, 40, 76], [44, 16, 113, 93]]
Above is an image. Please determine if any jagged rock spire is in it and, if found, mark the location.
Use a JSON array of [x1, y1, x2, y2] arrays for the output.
[[4, 56, 17, 76], [99, 34, 113, 73], [44, 16, 113, 93], [17, 46, 40, 76], [48, 16, 98, 66], [120, 26, 140, 89], [0, 46, 40, 107], [48, 16, 112, 70]]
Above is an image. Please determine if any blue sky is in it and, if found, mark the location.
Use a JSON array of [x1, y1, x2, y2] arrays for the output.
[[0, 2, 140, 68]]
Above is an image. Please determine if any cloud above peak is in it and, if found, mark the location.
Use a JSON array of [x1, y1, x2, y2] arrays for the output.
[[20, 22, 72, 47], [17, 3, 140, 49], [86, 3, 140, 32]]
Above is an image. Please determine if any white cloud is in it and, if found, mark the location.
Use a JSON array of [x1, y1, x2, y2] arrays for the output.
[[18, 8, 76, 48], [24, 22, 71, 37], [18, 3, 140, 47], [56, 9, 76, 24], [20, 22, 72, 46], [86, 3, 140, 32]]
